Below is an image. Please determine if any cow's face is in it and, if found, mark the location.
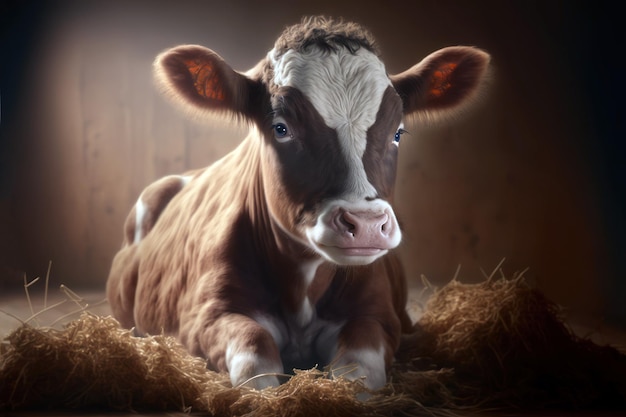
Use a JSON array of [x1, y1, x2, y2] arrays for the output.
[[261, 46, 404, 265], [153, 18, 490, 266]]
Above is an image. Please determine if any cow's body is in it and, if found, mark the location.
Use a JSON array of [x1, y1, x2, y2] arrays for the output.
[[107, 17, 489, 391]]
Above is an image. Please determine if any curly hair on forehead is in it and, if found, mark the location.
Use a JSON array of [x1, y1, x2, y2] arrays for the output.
[[272, 16, 379, 58]]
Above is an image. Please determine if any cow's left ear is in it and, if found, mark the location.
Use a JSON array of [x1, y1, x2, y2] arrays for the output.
[[390, 46, 490, 119], [154, 45, 260, 120]]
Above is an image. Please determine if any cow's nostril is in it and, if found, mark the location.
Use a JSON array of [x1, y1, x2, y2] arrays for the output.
[[379, 214, 391, 235], [333, 210, 356, 235], [341, 212, 357, 235]]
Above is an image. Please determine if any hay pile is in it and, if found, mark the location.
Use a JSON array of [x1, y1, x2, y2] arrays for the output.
[[399, 277, 626, 410], [1, 277, 625, 415]]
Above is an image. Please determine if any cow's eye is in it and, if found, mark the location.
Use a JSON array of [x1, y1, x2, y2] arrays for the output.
[[393, 128, 407, 144], [274, 123, 288, 137], [272, 122, 293, 143]]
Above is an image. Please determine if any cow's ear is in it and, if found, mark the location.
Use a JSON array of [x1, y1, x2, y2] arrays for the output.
[[154, 45, 258, 120], [390, 46, 490, 120]]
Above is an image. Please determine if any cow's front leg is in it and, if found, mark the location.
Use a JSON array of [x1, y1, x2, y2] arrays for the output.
[[184, 313, 284, 390], [329, 318, 397, 391]]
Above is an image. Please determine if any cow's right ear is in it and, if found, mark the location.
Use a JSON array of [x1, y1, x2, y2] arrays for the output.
[[154, 45, 258, 120], [390, 46, 490, 122]]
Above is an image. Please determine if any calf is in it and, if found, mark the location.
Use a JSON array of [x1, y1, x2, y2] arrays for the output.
[[107, 16, 490, 390]]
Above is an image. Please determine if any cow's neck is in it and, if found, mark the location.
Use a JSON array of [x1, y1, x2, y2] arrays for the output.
[[240, 132, 334, 318]]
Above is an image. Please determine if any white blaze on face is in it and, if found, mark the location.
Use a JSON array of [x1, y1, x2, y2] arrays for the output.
[[270, 47, 391, 199], [269, 46, 402, 265]]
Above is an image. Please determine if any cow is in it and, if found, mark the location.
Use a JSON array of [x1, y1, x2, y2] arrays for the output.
[[106, 16, 490, 391]]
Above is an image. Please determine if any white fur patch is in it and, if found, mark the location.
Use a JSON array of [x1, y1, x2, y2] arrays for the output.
[[331, 345, 387, 390], [254, 313, 286, 350], [133, 198, 146, 244], [269, 46, 390, 199], [295, 259, 322, 326], [181, 175, 193, 186], [300, 259, 323, 287], [296, 297, 314, 327], [225, 343, 282, 389], [133, 174, 191, 245]]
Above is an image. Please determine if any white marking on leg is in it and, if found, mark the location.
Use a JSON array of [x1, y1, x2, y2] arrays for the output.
[[226, 342, 282, 390], [331, 345, 386, 390], [133, 197, 146, 244], [254, 313, 286, 350]]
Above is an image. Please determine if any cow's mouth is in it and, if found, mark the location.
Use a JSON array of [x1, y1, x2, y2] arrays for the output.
[[328, 246, 384, 257], [315, 244, 388, 265]]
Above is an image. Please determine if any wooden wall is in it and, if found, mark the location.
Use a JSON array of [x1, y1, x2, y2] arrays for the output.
[[1, 0, 624, 324]]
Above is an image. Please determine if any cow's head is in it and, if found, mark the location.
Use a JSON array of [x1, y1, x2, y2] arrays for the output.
[[154, 17, 490, 266]]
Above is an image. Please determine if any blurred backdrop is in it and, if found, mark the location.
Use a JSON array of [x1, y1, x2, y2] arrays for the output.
[[1, 0, 624, 325]]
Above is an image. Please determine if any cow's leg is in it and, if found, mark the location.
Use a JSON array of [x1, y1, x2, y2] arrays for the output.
[[106, 245, 139, 329], [329, 318, 397, 391], [182, 312, 284, 390]]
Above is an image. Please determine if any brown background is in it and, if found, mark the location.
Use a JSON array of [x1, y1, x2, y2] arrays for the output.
[[1, 1, 624, 326]]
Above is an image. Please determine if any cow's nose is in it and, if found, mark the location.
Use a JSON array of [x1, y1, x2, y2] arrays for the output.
[[333, 210, 391, 238]]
